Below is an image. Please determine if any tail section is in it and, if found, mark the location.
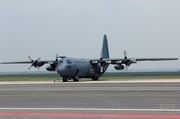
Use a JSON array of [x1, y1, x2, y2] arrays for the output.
[[100, 34, 110, 75], [102, 34, 110, 59]]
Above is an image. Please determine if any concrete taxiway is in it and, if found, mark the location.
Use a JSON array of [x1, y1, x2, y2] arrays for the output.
[[0, 80, 180, 119]]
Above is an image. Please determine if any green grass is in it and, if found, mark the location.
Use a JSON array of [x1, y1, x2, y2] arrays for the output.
[[100, 72, 180, 80], [0, 72, 180, 81], [0, 73, 61, 81]]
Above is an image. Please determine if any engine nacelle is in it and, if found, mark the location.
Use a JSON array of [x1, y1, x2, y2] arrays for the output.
[[36, 62, 45, 67], [46, 66, 55, 71], [114, 64, 124, 70]]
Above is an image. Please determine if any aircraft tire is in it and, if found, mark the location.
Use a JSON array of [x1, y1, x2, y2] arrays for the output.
[[63, 77, 68, 82], [73, 78, 79, 82], [72, 77, 79, 82], [92, 74, 99, 81], [92, 78, 98, 81]]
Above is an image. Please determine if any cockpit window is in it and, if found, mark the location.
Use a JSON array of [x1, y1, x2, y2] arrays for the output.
[[67, 60, 72, 64], [59, 60, 63, 64], [59, 59, 71, 65]]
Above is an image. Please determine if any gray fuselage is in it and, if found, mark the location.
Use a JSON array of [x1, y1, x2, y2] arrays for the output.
[[56, 57, 104, 79]]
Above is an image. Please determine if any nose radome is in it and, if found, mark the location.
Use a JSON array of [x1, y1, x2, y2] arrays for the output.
[[57, 65, 66, 77]]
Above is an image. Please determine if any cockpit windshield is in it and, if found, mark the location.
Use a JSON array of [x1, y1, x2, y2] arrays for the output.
[[59, 60, 63, 64], [59, 59, 72, 65]]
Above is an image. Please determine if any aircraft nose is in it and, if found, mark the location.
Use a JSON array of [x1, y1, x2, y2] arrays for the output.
[[57, 66, 66, 77]]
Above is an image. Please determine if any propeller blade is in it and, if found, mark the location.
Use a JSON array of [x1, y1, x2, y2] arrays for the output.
[[125, 65, 128, 71], [56, 54, 58, 62], [28, 66, 32, 70], [28, 56, 33, 61], [100, 52, 103, 60], [36, 57, 41, 61], [124, 50, 129, 71], [36, 66, 40, 70], [56, 54, 58, 59], [100, 52, 104, 73], [27, 56, 41, 70], [124, 50, 127, 59], [100, 66, 103, 73]]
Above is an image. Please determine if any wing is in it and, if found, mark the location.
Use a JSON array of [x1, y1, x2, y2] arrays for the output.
[[135, 58, 179, 61], [91, 58, 178, 71], [91, 58, 178, 64], [1, 55, 66, 70], [1, 55, 58, 70], [1, 61, 56, 64], [1, 60, 57, 70], [1, 61, 33, 64], [107, 58, 178, 64], [92, 50, 178, 64]]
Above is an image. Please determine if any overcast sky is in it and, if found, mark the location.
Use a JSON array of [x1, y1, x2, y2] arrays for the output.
[[0, 0, 180, 71]]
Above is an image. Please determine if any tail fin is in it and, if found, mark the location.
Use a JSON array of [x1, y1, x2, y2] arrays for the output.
[[102, 34, 110, 58]]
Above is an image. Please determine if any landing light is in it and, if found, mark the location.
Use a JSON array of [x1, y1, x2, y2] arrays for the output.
[[106, 61, 111, 64], [92, 61, 98, 64], [116, 61, 122, 64]]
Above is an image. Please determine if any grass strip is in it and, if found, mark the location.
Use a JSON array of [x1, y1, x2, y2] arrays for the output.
[[0, 72, 180, 81]]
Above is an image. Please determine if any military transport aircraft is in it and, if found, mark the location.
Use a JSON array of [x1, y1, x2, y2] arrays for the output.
[[1, 35, 178, 82]]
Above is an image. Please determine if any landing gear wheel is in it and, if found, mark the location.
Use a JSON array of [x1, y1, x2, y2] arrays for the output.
[[92, 75, 99, 81], [62, 77, 68, 82], [92, 78, 99, 81], [73, 77, 79, 82], [73, 78, 79, 82]]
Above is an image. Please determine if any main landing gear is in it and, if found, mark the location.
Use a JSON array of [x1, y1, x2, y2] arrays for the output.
[[92, 78, 99, 81], [62, 77, 80, 82], [92, 75, 99, 81], [73, 76, 79, 82]]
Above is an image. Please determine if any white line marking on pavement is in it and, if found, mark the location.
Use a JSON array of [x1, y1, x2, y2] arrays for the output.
[[0, 79, 180, 84], [0, 108, 179, 112]]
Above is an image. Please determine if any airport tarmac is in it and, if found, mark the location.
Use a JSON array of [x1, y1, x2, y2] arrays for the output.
[[0, 80, 180, 119]]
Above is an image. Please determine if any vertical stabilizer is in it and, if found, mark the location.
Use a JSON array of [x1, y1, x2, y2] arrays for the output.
[[102, 34, 110, 58]]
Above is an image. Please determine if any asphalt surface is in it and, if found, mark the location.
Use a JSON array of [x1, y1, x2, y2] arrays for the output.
[[0, 81, 180, 119]]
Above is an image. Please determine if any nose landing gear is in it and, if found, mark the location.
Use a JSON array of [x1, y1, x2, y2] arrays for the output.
[[62, 77, 68, 82]]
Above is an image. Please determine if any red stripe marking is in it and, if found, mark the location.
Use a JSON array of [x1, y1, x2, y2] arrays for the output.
[[0, 112, 180, 118]]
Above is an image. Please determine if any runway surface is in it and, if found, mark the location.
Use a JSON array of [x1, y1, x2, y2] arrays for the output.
[[0, 81, 180, 119]]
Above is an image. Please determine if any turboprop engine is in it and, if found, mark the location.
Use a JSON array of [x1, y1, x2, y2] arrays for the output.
[[46, 66, 55, 71], [114, 64, 124, 70]]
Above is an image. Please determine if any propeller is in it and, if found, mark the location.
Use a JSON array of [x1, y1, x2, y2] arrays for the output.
[[124, 50, 128, 71], [56, 54, 58, 62], [47, 54, 60, 65], [100, 52, 104, 73], [123, 50, 137, 71], [28, 56, 41, 70]]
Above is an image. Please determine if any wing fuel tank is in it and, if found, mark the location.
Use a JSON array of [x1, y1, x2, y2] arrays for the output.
[[46, 66, 55, 71], [114, 64, 124, 70]]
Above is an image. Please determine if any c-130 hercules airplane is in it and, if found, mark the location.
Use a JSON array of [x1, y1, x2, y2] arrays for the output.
[[1, 35, 178, 82]]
